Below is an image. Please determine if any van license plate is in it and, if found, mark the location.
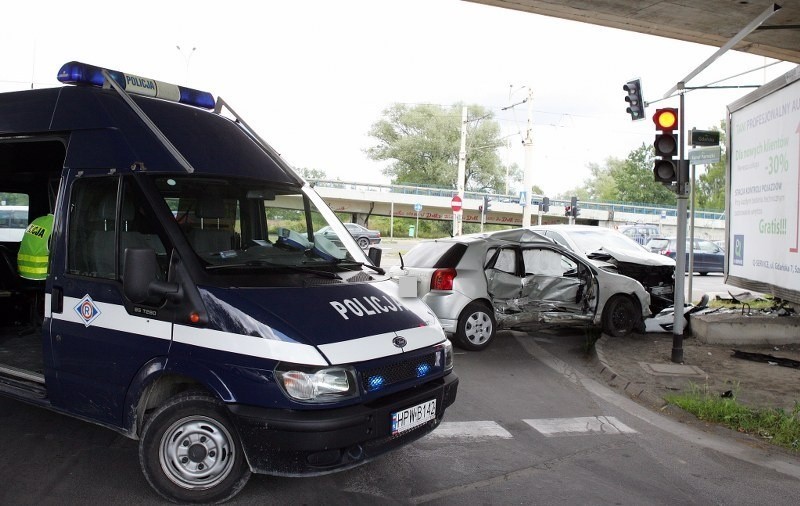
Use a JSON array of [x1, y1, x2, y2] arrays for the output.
[[392, 399, 437, 435]]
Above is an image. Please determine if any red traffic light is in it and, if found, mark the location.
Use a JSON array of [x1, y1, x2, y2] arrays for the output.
[[653, 108, 678, 131]]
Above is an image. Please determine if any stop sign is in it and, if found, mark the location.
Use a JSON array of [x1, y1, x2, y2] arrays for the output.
[[451, 195, 463, 212]]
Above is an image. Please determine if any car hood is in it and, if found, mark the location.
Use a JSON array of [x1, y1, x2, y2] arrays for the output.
[[586, 246, 675, 267]]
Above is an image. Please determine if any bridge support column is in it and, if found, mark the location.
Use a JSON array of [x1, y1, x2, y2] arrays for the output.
[[352, 213, 370, 227]]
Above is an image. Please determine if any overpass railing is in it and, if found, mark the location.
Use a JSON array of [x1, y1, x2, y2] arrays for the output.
[[309, 179, 725, 221]]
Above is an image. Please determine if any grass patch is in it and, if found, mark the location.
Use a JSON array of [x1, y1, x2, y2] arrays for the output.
[[707, 298, 773, 311], [666, 383, 800, 451]]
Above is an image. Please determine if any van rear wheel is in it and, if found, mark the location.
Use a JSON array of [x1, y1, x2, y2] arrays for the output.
[[139, 392, 251, 503], [453, 301, 496, 351]]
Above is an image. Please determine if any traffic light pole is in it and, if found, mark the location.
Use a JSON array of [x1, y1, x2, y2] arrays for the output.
[[672, 89, 688, 363]]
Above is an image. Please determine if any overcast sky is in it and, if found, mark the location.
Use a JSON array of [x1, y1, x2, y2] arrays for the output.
[[3, 0, 796, 197]]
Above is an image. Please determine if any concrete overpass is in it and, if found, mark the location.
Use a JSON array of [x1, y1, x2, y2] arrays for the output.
[[312, 180, 725, 239], [466, 1, 800, 64]]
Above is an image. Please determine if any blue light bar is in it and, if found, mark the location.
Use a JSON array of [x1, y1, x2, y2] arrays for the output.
[[57, 61, 215, 110]]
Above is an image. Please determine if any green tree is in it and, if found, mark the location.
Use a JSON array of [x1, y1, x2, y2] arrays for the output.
[[695, 121, 726, 211], [296, 167, 328, 180], [563, 144, 676, 205], [365, 103, 517, 192]]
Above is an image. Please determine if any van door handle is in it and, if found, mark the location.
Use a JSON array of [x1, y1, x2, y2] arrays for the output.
[[51, 286, 63, 313]]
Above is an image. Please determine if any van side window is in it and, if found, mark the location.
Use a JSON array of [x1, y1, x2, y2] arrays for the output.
[[67, 178, 167, 279]]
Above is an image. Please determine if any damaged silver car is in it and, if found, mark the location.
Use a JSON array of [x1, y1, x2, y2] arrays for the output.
[[389, 229, 650, 351]]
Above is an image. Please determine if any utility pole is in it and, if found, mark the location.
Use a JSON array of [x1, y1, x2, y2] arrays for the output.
[[453, 106, 467, 236], [521, 88, 534, 227], [672, 88, 688, 363]]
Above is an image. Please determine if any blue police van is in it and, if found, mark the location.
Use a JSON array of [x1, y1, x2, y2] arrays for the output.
[[0, 62, 458, 503]]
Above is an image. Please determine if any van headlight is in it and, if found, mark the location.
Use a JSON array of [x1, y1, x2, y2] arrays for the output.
[[275, 364, 358, 403], [440, 339, 454, 372]]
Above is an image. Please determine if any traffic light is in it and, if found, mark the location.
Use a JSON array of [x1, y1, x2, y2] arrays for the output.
[[541, 196, 550, 213], [564, 205, 571, 217], [483, 195, 492, 212], [653, 108, 679, 186], [570, 196, 579, 217], [623, 79, 644, 121]]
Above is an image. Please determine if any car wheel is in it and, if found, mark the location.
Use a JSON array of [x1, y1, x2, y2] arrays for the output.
[[357, 237, 370, 249], [139, 392, 251, 503], [601, 295, 640, 337], [454, 301, 496, 351]]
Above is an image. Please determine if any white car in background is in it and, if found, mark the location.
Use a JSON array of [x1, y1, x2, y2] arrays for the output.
[[389, 229, 650, 351]]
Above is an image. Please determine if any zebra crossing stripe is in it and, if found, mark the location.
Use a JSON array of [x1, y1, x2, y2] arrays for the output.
[[428, 421, 513, 440], [524, 416, 637, 437]]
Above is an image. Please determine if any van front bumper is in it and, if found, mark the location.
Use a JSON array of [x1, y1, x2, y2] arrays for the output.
[[227, 372, 458, 476]]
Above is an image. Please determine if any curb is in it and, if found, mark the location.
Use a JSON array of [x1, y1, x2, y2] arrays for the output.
[[594, 336, 668, 408]]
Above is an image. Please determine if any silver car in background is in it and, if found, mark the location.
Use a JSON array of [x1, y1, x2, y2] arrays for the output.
[[389, 229, 650, 351]]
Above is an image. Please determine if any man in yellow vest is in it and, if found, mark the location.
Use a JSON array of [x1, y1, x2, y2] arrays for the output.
[[18, 214, 54, 280]]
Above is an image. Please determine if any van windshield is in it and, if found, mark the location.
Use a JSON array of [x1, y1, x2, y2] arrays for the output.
[[152, 176, 369, 272]]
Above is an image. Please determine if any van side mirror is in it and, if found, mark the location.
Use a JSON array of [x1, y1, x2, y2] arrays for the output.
[[368, 246, 382, 267], [123, 248, 182, 304]]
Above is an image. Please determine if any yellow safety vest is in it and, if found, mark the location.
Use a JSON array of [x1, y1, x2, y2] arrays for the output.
[[18, 214, 54, 280]]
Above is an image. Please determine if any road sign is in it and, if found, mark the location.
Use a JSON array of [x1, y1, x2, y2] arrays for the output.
[[518, 191, 527, 206], [450, 195, 462, 212], [690, 129, 720, 146], [414, 203, 422, 213], [689, 146, 721, 164]]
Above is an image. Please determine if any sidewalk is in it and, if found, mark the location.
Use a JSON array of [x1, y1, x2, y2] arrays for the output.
[[594, 330, 800, 413]]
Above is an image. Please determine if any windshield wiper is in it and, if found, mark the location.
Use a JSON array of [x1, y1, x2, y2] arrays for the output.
[[206, 260, 339, 279], [321, 258, 385, 275]]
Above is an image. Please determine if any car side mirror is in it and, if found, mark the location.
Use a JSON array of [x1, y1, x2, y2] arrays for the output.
[[368, 246, 382, 267], [123, 248, 182, 304]]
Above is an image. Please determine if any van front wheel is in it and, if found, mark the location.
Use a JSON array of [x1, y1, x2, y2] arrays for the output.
[[139, 392, 251, 503]]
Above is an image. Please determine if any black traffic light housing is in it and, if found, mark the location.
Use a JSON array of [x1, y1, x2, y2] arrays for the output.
[[541, 196, 550, 213], [653, 108, 679, 186], [623, 79, 644, 121], [564, 205, 571, 217], [570, 196, 579, 217], [483, 195, 492, 212]]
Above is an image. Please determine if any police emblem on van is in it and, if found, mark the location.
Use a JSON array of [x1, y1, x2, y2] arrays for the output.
[[74, 294, 101, 327], [392, 336, 407, 348]]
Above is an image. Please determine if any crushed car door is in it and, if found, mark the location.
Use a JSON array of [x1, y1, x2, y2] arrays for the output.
[[513, 247, 596, 325], [483, 246, 521, 301]]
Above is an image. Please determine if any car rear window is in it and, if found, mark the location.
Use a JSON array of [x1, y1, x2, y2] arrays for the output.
[[646, 238, 669, 249], [403, 241, 468, 268]]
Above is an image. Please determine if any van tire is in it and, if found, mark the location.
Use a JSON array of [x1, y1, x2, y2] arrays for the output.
[[453, 301, 496, 351], [139, 392, 251, 503], [602, 295, 640, 337]]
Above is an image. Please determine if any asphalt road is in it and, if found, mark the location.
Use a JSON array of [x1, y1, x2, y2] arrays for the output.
[[2, 329, 800, 505]]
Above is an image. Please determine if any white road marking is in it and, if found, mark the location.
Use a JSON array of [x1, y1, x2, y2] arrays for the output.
[[524, 416, 637, 437], [428, 421, 513, 440]]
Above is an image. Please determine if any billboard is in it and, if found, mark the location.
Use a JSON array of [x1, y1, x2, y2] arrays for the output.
[[727, 66, 800, 303]]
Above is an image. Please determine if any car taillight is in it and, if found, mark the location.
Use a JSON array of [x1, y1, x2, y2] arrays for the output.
[[431, 268, 457, 291]]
